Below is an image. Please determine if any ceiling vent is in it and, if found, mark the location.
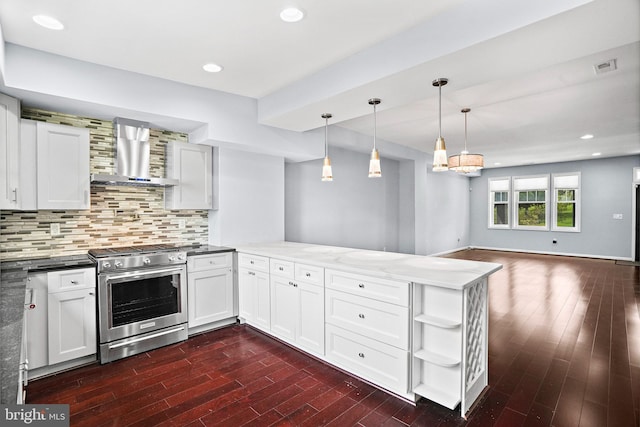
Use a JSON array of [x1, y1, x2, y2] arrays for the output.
[[593, 59, 617, 75]]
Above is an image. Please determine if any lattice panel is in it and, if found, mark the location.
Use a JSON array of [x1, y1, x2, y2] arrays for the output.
[[465, 280, 486, 389]]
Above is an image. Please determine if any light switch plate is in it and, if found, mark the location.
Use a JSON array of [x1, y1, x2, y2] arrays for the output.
[[50, 223, 61, 236]]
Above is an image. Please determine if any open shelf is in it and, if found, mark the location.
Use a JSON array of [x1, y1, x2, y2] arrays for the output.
[[414, 349, 460, 367], [414, 383, 460, 410], [414, 313, 461, 329]]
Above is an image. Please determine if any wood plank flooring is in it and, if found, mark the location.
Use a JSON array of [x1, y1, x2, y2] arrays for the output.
[[27, 250, 640, 426]]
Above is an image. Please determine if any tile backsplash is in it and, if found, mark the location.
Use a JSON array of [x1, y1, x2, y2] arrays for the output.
[[0, 108, 209, 260]]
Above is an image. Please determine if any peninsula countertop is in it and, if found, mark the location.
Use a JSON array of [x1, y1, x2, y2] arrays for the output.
[[235, 241, 502, 290]]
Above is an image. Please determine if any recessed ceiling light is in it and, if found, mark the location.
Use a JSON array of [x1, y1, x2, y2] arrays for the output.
[[580, 134, 594, 140], [494, 162, 501, 166], [32, 14, 64, 30], [202, 63, 223, 73], [592, 152, 601, 156], [280, 7, 304, 22]]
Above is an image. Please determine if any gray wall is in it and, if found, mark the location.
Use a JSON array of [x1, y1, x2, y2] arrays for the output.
[[285, 146, 411, 253], [469, 155, 640, 259], [209, 147, 285, 246]]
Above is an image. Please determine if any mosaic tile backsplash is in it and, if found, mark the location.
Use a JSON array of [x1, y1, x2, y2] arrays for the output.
[[0, 108, 209, 260]]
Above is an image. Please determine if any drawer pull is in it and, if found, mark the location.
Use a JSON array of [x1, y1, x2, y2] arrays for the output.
[[358, 313, 365, 319], [250, 260, 254, 264], [70, 280, 79, 284], [358, 283, 365, 288], [279, 266, 284, 271], [358, 352, 365, 358], [305, 272, 311, 277], [248, 271, 256, 276]]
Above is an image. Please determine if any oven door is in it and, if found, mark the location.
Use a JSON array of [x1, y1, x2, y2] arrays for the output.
[[98, 265, 187, 345]]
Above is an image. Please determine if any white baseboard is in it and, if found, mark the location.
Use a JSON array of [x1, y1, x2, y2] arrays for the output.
[[468, 245, 633, 262]]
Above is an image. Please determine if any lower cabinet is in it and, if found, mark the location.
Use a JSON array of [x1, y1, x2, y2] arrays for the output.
[[237, 253, 271, 332], [25, 267, 97, 379], [187, 252, 235, 333], [270, 273, 324, 356], [48, 288, 96, 365]]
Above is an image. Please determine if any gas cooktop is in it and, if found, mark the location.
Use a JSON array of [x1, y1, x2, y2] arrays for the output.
[[88, 244, 180, 258]]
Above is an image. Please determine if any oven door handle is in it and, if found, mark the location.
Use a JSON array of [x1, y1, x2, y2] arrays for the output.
[[108, 326, 186, 349], [104, 266, 185, 281]]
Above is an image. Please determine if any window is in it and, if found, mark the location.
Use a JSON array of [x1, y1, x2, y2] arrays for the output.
[[552, 173, 580, 232], [488, 177, 510, 228], [513, 175, 549, 230]]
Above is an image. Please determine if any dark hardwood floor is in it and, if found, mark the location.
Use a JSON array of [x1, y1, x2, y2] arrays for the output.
[[27, 250, 640, 426]]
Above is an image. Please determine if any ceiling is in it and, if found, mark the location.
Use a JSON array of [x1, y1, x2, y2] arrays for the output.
[[0, 0, 638, 169]]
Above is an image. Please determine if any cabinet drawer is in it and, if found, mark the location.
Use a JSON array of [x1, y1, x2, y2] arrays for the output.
[[47, 267, 95, 293], [326, 289, 409, 349], [270, 258, 294, 278], [188, 252, 232, 272], [325, 269, 409, 307], [237, 253, 269, 272], [325, 324, 408, 395], [295, 263, 324, 286]]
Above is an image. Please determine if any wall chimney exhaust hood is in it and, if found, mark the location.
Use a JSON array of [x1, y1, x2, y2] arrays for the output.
[[91, 117, 179, 187]]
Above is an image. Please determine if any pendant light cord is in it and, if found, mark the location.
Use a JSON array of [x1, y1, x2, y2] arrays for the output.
[[438, 83, 442, 138], [324, 116, 329, 157], [373, 102, 377, 150], [464, 110, 467, 151]]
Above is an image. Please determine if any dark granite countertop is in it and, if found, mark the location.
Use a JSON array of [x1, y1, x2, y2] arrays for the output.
[[0, 254, 95, 404], [179, 244, 236, 257]]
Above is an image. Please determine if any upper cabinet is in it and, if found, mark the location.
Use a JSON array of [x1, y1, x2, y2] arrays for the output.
[[165, 141, 213, 210], [36, 122, 90, 210], [0, 93, 21, 209]]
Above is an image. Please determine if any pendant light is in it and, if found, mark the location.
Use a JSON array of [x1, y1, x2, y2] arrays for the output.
[[432, 78, 449, 172], [321, 113, 333, 181], [448, 108, 484, 173], [368, 98, 382, 178]]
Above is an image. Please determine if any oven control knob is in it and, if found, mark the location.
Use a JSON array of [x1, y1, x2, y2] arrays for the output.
[[177, 253, 185, 261], [143, 258, 151, 265], [115, 261, 123, 268], [168, 255, 176, 261], [103, 262, 111, 269]]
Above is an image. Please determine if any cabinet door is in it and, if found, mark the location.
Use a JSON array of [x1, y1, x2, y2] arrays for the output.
[[165, 141, 213, 209], [48, 289, 96, 365], [25, 273, 48, 370], [297, 282, 324, 355], [270, 276, 297, 342], [238, 267, 256, 323], [188, 267, 234, 328], [0, 93, 20, 209], [36, 122, 90, 209], [253, 270, 271, 331]]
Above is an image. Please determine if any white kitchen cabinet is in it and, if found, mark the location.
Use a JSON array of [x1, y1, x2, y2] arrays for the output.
[[187, 252, 235, 333], [36, 122, 90, 209], [325, 268, 410, 397], [0, 93, 21, 209], [165, 141, 213, 210], [237, 253, 270, 332], [47, 268, 96, 365], [25, 272, 48, 370], [411, 279, 488, 416], [270, 259, 324, 356]]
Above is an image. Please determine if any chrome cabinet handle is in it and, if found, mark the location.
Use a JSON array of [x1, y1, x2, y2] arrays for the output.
[[358, 313, 365, 319], [70, 280, 79, 284], [11, 188, 18, 202], [248, 271, 255, 276], [279, 267, 284, 271], [250, 260, 254, 264], [358, 352, 365, 358], [358, 283, 365, 288], [305, 272, 311, 277]]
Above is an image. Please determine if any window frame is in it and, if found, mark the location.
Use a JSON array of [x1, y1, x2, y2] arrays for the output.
[[488, 177, 511, 229], [513, 174, 549, 231], [552, 172, 581, 232]]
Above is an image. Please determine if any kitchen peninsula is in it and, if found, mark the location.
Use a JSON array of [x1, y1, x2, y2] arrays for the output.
[[235, 241, 502, 417]]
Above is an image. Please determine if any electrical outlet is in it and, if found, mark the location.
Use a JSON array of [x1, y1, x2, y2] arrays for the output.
[[178, 219, 186, 229], [50, 223, 61, 236], [612, 213, 623, 220]]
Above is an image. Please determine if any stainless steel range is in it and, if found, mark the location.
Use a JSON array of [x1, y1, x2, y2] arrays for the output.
[[89, 244, 188, 363]]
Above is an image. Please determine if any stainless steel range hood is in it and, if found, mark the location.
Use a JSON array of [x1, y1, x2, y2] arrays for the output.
[[91, 117, 178, 187]]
